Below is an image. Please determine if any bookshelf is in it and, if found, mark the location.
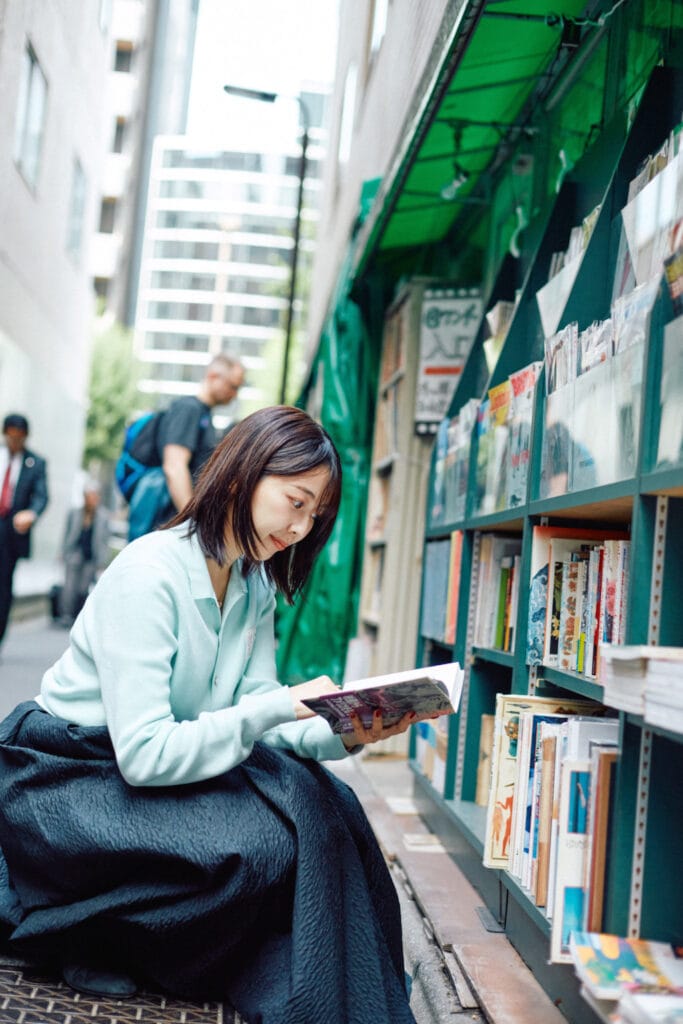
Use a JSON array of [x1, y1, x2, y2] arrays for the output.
[[409, 66, 683, 1023], [358, 279, 482, 687]]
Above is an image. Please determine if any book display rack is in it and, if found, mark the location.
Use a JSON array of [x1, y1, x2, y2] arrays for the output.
[[409, 67, 683, 1023], [358, 279, 482, 686]]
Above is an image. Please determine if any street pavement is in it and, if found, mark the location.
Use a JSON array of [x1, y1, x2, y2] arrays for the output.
[[0, 612, 70, 716]]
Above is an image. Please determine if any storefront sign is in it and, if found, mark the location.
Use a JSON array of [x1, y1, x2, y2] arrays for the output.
[[415, 288, 482, 434]]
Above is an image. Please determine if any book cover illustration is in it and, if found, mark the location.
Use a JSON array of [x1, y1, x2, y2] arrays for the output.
[[302, 662, 463, 736], [569, 931, 683, 1000], [550, 759, 591, 963], [483, 694, 599, 870]]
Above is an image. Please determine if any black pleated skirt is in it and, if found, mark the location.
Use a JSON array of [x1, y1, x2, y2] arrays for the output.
[[0, 702, 415, 1024]]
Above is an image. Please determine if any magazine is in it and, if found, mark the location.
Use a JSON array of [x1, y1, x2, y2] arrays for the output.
[[301, 662, 463, 735]]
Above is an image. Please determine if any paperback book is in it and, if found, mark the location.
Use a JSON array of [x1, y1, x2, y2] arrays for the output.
[[482, 693, 602, 870], [569, 931, 683, 1001], [301, 662, 464, 735]]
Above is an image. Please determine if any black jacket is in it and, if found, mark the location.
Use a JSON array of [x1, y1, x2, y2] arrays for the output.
[[5, 448, 48, 558]]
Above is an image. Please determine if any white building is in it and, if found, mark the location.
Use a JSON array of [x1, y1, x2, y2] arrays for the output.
[[133, 92, 327, 413], [91, 0, 198, 326], [0, 0, 112, 557]]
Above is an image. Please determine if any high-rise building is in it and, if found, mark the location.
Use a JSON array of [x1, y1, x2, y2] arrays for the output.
[[92, 0, 199, 326], [133, 90, 327, 414]]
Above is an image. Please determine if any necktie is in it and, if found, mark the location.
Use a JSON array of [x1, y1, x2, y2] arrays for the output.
[[0, 463, 13, 517]]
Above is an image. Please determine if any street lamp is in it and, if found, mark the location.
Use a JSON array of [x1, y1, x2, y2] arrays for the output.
[[223, 84, 310, 404]]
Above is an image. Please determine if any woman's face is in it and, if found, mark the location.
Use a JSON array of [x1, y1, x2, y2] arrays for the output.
[[248, 465, 331, 560]]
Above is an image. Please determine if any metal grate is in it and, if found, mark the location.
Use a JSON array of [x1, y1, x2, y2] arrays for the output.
[[0, 958, 235, 1024]]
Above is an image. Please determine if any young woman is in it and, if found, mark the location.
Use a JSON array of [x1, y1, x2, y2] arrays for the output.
[[0, 406, 422, 1023]]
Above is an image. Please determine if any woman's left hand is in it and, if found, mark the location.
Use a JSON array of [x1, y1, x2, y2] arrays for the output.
[[341, 708, 447, 750]]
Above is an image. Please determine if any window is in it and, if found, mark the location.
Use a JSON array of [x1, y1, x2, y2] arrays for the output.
[[66, 157, 87, 262], [99, 197, 117, 233], [114, 43, 132, 72], [112, 118, 125, 154], [14, 43, 48, 189]]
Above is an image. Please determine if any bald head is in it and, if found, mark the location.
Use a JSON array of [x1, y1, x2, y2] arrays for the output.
[[200, 353, 245, 407]]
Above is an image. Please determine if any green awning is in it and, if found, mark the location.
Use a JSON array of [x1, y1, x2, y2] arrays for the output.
[[354, 0, 595, 274]]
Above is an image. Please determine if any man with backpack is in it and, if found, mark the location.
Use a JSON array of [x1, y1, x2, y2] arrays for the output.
[[125, 353, 245, 541]]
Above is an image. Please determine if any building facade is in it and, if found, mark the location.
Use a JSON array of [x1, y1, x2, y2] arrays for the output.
[[133, 93, 327, 415], [91, 0, 199, 326], [0, 0, 112, 557]]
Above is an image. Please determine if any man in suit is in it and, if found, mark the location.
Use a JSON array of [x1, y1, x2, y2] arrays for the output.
[[0, 413, 49, 647]]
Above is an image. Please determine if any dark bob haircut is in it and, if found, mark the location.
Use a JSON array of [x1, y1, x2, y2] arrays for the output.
[[166, 405, 342, 604]]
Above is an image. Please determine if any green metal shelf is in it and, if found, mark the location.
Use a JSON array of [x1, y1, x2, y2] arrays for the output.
[[411, 765, 552, 936], [425, 524, 464, 540], [471, 645, 515, 669], [411, 765, 487, 852], [536, 667, 604, 702], [465, 509, 525, 531], [528, 480, 636, 523], [640, 468, 683, 497], [625, 713, 683, 747]]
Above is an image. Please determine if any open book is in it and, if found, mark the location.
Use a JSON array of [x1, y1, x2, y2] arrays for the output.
[[301, 661, 463, 735]]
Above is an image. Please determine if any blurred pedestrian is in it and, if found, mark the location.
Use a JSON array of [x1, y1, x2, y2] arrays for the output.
[[128, 352, 245, 541], [58, 478, 110, 626], [0, 406, 420, 1024], [0, 414, 48, 650]]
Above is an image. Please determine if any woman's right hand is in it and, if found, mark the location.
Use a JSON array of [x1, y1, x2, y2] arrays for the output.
[[289, 676, 339, 719]]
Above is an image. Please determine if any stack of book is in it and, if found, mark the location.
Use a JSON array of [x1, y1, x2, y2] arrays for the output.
[[644, 647, 683, 734], [420, 531, 464, 647], [599, 645, 683, 734], [482, 694, 620, 963], [539, 267, 661, 500], [619, 125, 683, 291], [472, 533, 522, 652], [474, 360, 542, 515], [526, 525, 631, 676], [568, 931, 683, 1023], [430, 398, 479, 526], [599, 644, 649, 714]]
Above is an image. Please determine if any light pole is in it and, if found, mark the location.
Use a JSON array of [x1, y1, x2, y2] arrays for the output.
[[223, 84, 310, 404]]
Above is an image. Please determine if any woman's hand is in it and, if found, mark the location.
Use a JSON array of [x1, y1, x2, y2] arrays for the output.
[[289, 676, 339, 720], [341, 708, 449, 750]]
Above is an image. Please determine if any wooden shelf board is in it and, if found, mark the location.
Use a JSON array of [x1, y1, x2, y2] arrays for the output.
[[529, 484, 635, 523]]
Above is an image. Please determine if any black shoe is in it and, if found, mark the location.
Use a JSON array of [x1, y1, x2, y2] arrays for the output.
[[62, 962, 138, 999]]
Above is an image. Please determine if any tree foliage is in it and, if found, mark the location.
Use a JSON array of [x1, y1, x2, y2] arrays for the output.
[[83, 319, 139, 467]]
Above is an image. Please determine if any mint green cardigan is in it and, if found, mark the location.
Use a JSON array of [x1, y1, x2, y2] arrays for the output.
[[38, 525, 348, 786]]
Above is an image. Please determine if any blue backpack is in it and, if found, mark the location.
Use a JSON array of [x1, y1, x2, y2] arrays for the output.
[[114, 411, 163, 501]]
